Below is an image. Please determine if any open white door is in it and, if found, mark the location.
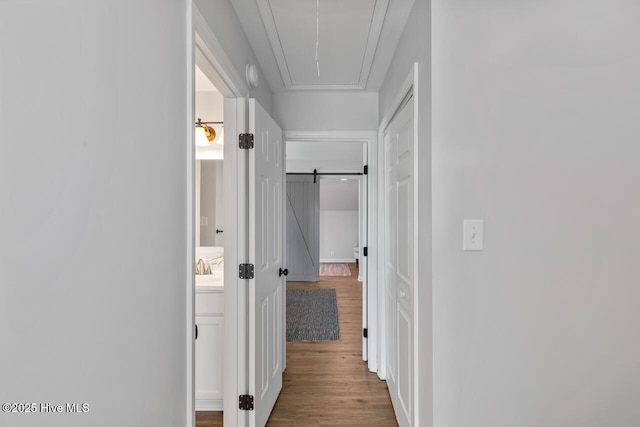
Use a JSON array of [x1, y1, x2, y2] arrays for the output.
[[361, 145, 369, 361], [248, 98, 285, 427]]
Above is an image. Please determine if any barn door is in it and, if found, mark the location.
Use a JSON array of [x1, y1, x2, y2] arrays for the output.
[[285, 175, 320, 281], [248, 98, 285, 427]]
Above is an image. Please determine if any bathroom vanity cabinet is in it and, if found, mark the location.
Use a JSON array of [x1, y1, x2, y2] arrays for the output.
[[195, 280, 224, 410]]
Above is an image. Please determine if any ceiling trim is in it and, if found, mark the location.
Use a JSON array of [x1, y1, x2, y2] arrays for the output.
[[358, 0, 389, 90], [256, 0, 389, 91], [285, 130, 377, 143]]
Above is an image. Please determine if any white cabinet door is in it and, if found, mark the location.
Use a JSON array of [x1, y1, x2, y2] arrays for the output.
[[248, 98, 285, 427], [195, 315, 224, 410]]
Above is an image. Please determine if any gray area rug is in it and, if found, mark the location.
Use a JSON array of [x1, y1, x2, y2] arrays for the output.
[[286, 289, 340, 341]]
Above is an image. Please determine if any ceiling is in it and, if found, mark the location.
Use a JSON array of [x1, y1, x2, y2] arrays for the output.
[[231, 0, 414, 92], [195, 65, 219, 92]]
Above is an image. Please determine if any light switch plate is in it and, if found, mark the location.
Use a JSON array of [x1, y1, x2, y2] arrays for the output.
[[463, 220, 483, 251], [201, 216, 208, 227]]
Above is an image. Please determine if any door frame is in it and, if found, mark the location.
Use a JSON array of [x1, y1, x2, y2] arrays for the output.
[[283, 130, 380, 373], [190, 5, 250, 427], [377, 62, 420, 425]]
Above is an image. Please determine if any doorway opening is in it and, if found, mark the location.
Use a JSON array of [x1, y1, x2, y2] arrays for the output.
[[262, 133, 395, 424], [318, 176, 361, 269], [283, 132, 379, 367], [190, 4, 251, 426], [193, 62, 225, 415]]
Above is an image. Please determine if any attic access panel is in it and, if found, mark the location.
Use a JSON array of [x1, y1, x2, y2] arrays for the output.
[[257, 0, 389, 90]]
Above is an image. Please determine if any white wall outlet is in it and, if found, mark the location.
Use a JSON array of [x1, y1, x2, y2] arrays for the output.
[[463, 220, 483, 251]]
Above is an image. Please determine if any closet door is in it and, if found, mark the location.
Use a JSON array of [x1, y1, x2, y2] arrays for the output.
[[384, 94, 415, 427], [384, 122, 398, 409]]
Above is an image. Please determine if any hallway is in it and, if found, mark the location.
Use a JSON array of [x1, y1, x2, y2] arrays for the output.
[[196, 263, 397, 426]]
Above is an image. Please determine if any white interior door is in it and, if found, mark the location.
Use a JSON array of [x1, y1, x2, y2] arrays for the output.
[[248, 98, 285, 427], [384, 94, 414, 427]]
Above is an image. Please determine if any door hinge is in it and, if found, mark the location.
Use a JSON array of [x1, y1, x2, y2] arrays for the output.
[[364, 165, 368, 175], [239, 263, 254, 279], [239, 133, 254, 149], [363, 328, 368, 338], [239, 394, 254, 411], [363, 247, 368, 257]]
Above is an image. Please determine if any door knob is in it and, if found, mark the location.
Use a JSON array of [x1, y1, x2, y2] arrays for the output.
[[279, 268, 288, 277], [216, 229, 224, 234]]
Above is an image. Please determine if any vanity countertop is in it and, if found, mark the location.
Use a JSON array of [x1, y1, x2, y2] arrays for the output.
[[195, 271, 224, 288]]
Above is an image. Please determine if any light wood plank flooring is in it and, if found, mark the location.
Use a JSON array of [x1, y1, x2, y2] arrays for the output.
[[196, 263, 397, 427]]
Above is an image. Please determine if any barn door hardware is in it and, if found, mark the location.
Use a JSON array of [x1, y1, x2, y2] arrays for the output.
[[286, 170, 365, 183]]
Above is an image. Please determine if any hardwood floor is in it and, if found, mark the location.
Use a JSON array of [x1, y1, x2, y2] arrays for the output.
[[196, 263, 397, 427], [196, 411, 223, 426]]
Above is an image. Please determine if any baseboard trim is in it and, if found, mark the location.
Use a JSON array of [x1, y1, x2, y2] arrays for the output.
[[195, 399, 223, 411], [287, 276, 319, 282], [320, 259, 356, 263]]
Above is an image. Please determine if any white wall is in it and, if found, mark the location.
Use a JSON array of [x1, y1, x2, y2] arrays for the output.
[[320, 179, 359, 210], [196, 90, 223, 122], [286, 141, 364, 173], [274, 92, 378, 131], [320, 211, 359, 262], [319, 179, 359, 262], [378, 0, 432, 424], [0, 1, 188, 426], [432, 1, 640, 426], [195, 0, 273, 112]]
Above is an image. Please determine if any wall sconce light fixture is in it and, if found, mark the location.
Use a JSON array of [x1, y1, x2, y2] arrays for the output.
[[195, 118, 223, 146]]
